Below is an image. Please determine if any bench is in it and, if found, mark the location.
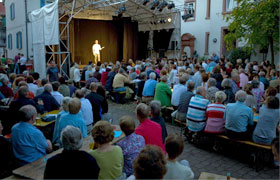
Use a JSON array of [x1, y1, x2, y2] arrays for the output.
[[111, 91, 126, 104], [174, 118, 187, 136], [216, 135, 272, 172]]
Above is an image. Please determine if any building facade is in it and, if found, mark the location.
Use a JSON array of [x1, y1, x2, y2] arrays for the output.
[[180, 0, 279, 64]]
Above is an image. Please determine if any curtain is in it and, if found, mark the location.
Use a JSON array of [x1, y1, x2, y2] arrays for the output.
[[153, 29, 174, 52], [123, 21, 138, 62], [138, 31, 149, 59]]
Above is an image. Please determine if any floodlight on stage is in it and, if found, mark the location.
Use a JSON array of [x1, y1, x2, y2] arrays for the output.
[[143, 0, 150, 5], [167, 17, 172, 22], [119, 6, 126, 13], [150, 0, 160, 10], [158, 1, 168, 12], [167, 2, 175, 10]]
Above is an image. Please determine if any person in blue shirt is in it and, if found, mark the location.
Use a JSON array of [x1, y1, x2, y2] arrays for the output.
[[225, 90, 254, 140], [206, 59, 217, 74], [11, 105, 52, 165], [211, 52, 219, 63], [57, 98, 87, 146], [142, 72, 157, 104]]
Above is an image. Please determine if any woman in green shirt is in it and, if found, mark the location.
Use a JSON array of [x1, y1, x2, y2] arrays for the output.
[[89, 121, 123, 179], [154, 76, 172, 107]]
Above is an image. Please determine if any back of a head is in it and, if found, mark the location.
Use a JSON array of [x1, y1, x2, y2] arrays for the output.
[[150, 100, 161, 117], [31, 72, 40, 80], [196, 86, 205, 96], [207, 78, 217, 87], [19, 105, 37, 122], [68, 98, 81, 114], [62, 97, 71, 111], [44, 84, 53, 93], [61, 125, 83, 151], [118, 68, 124, 74], [92, 120, 114, 145], [75, 89, 84, 99], [133, 145, 166, 179], [90, 82, 98, 92], [179, 75, 187, 85], [221, 78, 232, 89], [58, 77, 66, 85], [187, 81, 195, 91], [119, 115, 135, 136], [266, 96, 279, 109], [140, 72, 147, 80], [215, 91, 227, 103], [149, 72, 156, 80], [136, 103, 150, 120], [165, 134, 184, 160], [265, 87, 277, 97], [160, 75, 167, 83], [51, 81, 60, 91], [235, 90, 247, 102], [18, 86, 29, 98], [41, 78, 49, 86]]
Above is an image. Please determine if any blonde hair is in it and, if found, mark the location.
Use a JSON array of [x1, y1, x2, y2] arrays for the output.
[[68, 98, 81, 114]]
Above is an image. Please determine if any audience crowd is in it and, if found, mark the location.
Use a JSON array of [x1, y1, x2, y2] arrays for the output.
[[0, 54, 279, 179]]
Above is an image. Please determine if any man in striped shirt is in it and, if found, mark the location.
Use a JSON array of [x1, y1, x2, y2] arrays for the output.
[[187, 86, 210, 132]]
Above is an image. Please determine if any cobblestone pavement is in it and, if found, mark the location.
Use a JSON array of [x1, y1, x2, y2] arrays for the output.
[[108, 101, 279, 179]]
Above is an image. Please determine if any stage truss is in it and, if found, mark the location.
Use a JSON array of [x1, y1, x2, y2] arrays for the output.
[[47, 0, 183, 77]]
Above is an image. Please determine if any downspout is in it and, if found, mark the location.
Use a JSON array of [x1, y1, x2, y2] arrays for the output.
[[25, 0, 29, 58]]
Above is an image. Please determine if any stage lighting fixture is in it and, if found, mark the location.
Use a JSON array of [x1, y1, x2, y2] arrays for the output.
[[157, 20, 161, 24], [163, 19, 167, 23], [167, 2, 175, 9], [167, 17, 172, 22], [158, 1, 168, 12], [143, 0, 150, 5], [150, 0, 160, 10], [182, 14, 193, 21], [119, 6, 126, 13]]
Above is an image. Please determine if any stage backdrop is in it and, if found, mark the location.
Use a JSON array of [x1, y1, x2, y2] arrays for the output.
[[71, 18, 138, 64]]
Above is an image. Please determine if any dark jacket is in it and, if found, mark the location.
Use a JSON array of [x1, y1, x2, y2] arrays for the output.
[[211, 73, 223, 90], [9, 97, 45, 114], [86, 92, 106, 122], [137, 80, 145, 98], [34, 91, 60, 112], [150, 116, 168, 143], [224, 88, 235, 104], [44, 150, 99, 179], [105, 71, 117, 91], [0, 136, 15, 179]]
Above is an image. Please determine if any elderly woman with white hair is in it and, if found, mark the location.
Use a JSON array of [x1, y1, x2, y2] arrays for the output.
[[142, 72, 157, 104], [0, 75, 13, 98], [44, 125, 100, 179], [225, 90, 254, 140], [222, 78, 235, 104], [52, 97, 71, 144], [204, 91, 227, 134], [206, 78, 219, 103]]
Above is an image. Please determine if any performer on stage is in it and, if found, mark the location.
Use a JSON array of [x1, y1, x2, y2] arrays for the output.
[[92, 40, 104, 64]]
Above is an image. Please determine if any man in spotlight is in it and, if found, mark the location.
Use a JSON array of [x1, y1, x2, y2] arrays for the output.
[[92, 40, 104, 64]]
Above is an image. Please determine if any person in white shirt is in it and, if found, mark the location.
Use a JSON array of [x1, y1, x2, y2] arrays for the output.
[[51, 82, 63, 105], [75, 89, 93, 134], [171, 75, 187, 108], [26, 76, 38, 95], [73, 64, 81, 87], [92, 40, 104, 64], [19, 54, 27, 73]]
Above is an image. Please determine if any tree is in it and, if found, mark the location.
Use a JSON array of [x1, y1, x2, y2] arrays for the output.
[[224, 0, 279, 65]]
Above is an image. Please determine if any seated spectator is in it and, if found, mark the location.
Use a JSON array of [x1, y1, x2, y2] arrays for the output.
[[222, 78, 235, 104], [53, 97, 71, 144], [57, 98, 87, 145], [175, 81, 195, 122], [93, 66, 101, 81], [136, 72, 147, 103], [129, 67, 138, 80], [105, 66, 118, 92], [97, 84, 108, 114], [187, 86, 210, 132], [252, 80, 264, 111], [164, 134, 194, 180], [44, 126, 99, 179], [135, 103, 165, 152], [51, 81, 63, 105], [128, 145, 166, 180], [171, 75, 187, 108], [210, 66, 223, 90], [201, 72, 208, 89], [100, 68, 110, 86], [86, 83, 107, 122], [26, 76, 38, 95], [89, 121, 123, 179], [11, 105, 52, 165], [225, 90, 254, 140], [253, 96, 280, 145], [85, 65, 95, 81], [206, 78, 219, 103], [154, 76, 172, 107], [75, 90, 93, 134], [112, 68, 130, 92], [12, 77, 25, 92], [150, 100, 168, 143], [0, 75, 13, 98], [36, 78, 48, 96], [117, 115, 145, 177], [243, 83, 257, 109], [204, 91, 227, 134], [13, 81, 35, 99], [58, 77, 70, 97], [0, 121, 15, 179], [231, 73, 240, 94], [239, 68, 248, 89], [34, 84, 60, 112], [86, 72, 98, 89], [259, 71, 269, 89], [31, 72, 41, 86], [68, 80, 77, 97], [142, 72, 157, 104]]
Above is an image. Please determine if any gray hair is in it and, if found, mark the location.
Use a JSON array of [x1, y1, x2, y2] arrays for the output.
[[44, 84, 53, 93], [221, 78, 232, 89], [62, 97, 71, 111], [140, 72, 147, 80], [235, 90, 247, 102], [60, 125, 83, 151], [150, 100, 161, 116], [207, 78, 217, 87], [187, 81, 195, 91], [136, 103, 150, 120], [179, 75, 187, 85], [196, 86, 206, 96], [160, 75, 167, 83], [19, 105, 37, 122], [118, 68, 125, 74], [149, 72, 156, 80], [215, 91, 227, 103], [18, 86, 29, 98], [0, 74, 9, 83]]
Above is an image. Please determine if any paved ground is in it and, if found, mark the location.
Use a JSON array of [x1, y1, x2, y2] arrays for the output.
[[108, 100, 279, 179]]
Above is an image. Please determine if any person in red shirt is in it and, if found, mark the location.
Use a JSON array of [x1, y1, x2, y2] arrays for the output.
[[0, 76, 13, 98], [135, 103, 165, 153]]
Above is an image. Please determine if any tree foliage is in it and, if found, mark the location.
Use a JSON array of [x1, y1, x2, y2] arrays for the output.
[[224, 0, 279, 64]]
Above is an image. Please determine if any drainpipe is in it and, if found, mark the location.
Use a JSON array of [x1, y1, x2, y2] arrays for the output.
[[25, 0, 29, 58]]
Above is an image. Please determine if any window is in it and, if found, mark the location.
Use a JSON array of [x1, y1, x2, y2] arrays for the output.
[[16, 32, 22, 49], [223, 0, 237, 13], [10, 3, 15, 20], [204, 32, 210, 55], [8, 34, 12, 49], [206, 0, 211, 19], [183, 0, 196, 21]]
